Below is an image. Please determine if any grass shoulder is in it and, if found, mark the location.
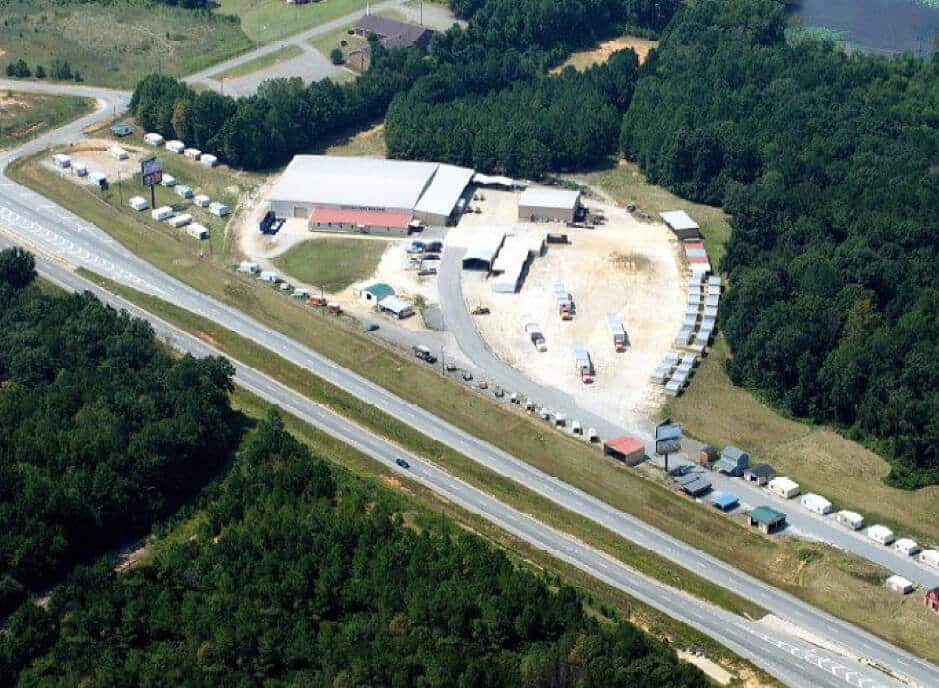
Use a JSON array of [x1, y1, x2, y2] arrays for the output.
[[0, 91, 94, 150]]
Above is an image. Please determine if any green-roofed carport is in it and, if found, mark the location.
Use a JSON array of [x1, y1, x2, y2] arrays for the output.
[[748, 506, 786, 534], [362, 283, 395, 303]]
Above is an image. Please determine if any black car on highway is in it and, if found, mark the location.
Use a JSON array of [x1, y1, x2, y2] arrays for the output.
[[395, 458, 410, 469]]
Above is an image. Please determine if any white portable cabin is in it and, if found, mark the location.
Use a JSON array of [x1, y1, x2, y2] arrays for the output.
[[767, 477, 800, 499], [167, 213, 192, 228], [835, 510, 864, 530], [109, 145, 128, 161], [919, 549, 939, 569], [175, 184, 193, 199], [664, 379, 684, 396], [885, 575, 914, 595], [800, 493, 832, 515], [209, 201, 229, 217], [160, 174, 176, 187], [258, 271, 282, 284], [165, 140, 185, 154], [184, 147, 201, 160], [52, 153, 71, 169], [895, 538, 921, 556], [200, 153, 218, 167], [293, 288, 311, 299], [193, 194, 210, 208], [186, 223, 209, 240], [128, 196, 148, 211], [151, 206, 174, 221], [674, 327, 693, 346], [238, 261, 260, 274], [867, 524, 895, 546], [144, 132, 164, 146]]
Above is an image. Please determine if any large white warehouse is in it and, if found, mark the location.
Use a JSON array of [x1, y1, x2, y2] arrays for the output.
[[267, 155, 474, 230]]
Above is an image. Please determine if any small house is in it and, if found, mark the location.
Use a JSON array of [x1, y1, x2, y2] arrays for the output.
[[200, 154, 218, 167], [767, 476, 800, 499], [744, 463, 776, 486], [109, 145, 128, 161], [128, 196, 148, 211], [165, 140, 185, 154], [835, 510, 864, 530], [238, 261, 260, 274], [208, 201, 229, 217], [167, 213, 192, 228], [378, 295, 414, 320], [160, 174, 176, 187], [885, 575, 914, 595], [151, 206, 174, 221], [72, 162, 87, 177], [361, 283, 395, 304], [175, 184, 193, 199], [919, 549, 939, 569], [895, 538, 920, 557], [144, 132, 164, 146], [710, 491, 739, 511], [926, 588, 939, 614], [748, 506, 786, 534], [110, 122, 132, 137], [800, 493, 833, 515], [717, 446, 749, 476], [603, 436, 646, 466], [867, 524, 895, 546], [194, 194, 210, 208], [186, 223, 209, 240], [52, 153, 71, 169], [184, 147, 202, 160]]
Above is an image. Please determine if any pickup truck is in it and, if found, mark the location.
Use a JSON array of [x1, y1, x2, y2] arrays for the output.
[[413, 345, 437, 364], [259, 210, 285, 235]]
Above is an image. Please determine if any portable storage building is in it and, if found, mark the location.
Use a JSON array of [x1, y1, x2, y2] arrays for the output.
[[895, 538, 921, 556], [175, 184, 193, 199], [194, 194, 210, 207], [109, 145, 128, 161], [151, 206, 174, 221], [184, 147, 202, 160], [185, 223, 209, 240], [52, 153, 71, 169], [800, 493, 833, 515], [867, 524, 895, 545], [717, 446, 749, 476], [166, 140, 185, 154], [885, 575, 914, 595], [167, 213, 192, 228], [258, 271, 281, 283], [160, 174, 176, 187], [209, 201, 229, 217], [603, 436, 645, 466], [748, 506, 786, 534], [238, 261, 260, 274], [664, 379, 684, 396], [919, 549, 939, 569], [768, 476, 801, 499], [88, 172, 107, 185], [72, 161, 87, 177], [835, 510, 864, 530], [200, 154, 218, 167], [144, 132, 164, 146], [128, 196, 148, 211], [378, 295, 414, 319], [744, 463, 775, 486], [710, 491, 739, 511]]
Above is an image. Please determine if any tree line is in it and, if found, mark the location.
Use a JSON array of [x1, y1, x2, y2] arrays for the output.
[[0, 248, 239, 615], [2, 411, 707, 687], [621, 0, 939, 487], [5, 59, 82, 82]]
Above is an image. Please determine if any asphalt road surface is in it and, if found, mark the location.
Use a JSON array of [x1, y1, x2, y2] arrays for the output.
[[1, 83, 938, 688], [437, 246, 939, 590], [18, 250, 911, 688]]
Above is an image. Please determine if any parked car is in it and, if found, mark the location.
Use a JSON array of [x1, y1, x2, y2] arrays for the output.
[[418, 267, 438, 276], [395, 458, 410, 469], [493, 386, 505, 398], [423, 253, 441, 261], [425, 240, 443, 252], [462, 371, 473, 381], [406, 241, 425, 254]]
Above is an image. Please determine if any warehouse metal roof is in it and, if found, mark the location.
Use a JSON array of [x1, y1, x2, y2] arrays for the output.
[[463, 232, 506, 267], [660, 210, 700, 231], [518, 186, 581, 210], [414, 164, 475, 220]]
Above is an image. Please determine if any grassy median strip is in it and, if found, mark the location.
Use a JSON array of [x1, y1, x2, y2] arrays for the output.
[[79, 268, 764, 621], [210, 45, 304, 81], [15, 152, 939, 663]]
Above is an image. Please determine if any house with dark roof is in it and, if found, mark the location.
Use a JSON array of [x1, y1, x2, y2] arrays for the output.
[[349, 14, 434, 70]]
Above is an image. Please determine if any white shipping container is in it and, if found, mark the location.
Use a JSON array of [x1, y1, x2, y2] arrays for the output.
[[151, 206, 174, 221], [160, 174, 176, 187], [186, 223, 209, 240], [867, 524, 895, 546], [193, 194, 210, 207], [200, 154, 218, 167]]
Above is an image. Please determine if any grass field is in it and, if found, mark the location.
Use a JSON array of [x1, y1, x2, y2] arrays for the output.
[[210, 44, 303, 81], [0, 0, 253, 88], [274, 237, 388, 291], [0, 92, 93, 150], [14, 150, 939, 663], [322, 122, 387, 156], [216, 0, 368, 43]]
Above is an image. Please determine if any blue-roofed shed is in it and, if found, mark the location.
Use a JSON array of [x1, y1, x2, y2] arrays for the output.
[[717, 446, 749, 476], [710, 491, 739, 511]]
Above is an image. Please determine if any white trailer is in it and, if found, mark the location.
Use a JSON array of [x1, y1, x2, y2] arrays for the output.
[[573, 343, 593, 383], [209, 201, 229, 217], [165, 140, 185, 154], [128, 196, 148, 211], [258, 271, 282, 284], [919, 549, 939, 569], [238, 261, 260, 274], [168, 213, 192, 228], [885, 575, 914, 595], [175, 184, 193, 199], [160, 174, 176, 187], [800, 493, 832, 515], [895, 538, 921, 556], [835, 510, 864, 530], [193, 194, 210, 207], [606, 313, 627, 352], [767, 476, 800, 499], [186, 223, 209, 240], [52, 153, 71, 169], [144, 132, 164, 146], [200, 154, 218, 167], [867, 524, 895, 546], [151, 206, 174, 221], [184, 147, 202, 160]]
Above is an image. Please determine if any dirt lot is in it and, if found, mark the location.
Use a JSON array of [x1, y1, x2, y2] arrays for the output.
[[453, 189, 685, 432], [552, 35, 658, 74]]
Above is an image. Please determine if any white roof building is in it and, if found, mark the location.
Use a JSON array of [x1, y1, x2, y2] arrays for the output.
[[462, 232, 506, 271], [518, 187, 581, 222], [800, 493, 832, 515], [867, 524, 895, 545], [895, 538, 921, 556]]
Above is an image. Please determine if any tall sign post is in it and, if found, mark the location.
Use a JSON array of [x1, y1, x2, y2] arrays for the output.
[[140, 156, 163, 210], [655, 418, 683, 474]]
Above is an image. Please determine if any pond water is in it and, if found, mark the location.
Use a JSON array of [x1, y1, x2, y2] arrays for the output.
[[787, 0, 939, 57]]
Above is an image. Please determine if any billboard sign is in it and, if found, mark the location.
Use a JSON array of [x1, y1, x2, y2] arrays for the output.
[[655, 419, 683, 455], [141, 156, 162, 187]]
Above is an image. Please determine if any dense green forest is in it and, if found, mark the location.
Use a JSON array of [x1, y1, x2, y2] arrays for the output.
[[2, 410, 707, 687], [622, 0, 939, 487], [131, 0, 677, 171], [0, 248, 239, 615], [385, 50, 638, 177]]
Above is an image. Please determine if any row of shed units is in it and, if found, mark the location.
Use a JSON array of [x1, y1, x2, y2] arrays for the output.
[[674, 270, 720, 350], [237, 263, 343, 309], [144, 132, 218, 167], [651, 350, 700, 396], [146, 206, 209, 240], [51, 153, 115, 188]]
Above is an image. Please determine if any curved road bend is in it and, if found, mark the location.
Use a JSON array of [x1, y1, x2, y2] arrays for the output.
[[22, 251, 908, 688], [0, 85, 937, 687]]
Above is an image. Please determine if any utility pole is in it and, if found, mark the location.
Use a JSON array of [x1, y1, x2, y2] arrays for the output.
[[440, 344, 445, 374], [117, 170, 123, 207], [420, 0, 423, 26]]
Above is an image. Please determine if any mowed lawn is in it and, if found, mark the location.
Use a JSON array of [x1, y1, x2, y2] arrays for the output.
[[274, 238, 388, 292], [216, 0, 369, 43], [0, 92, 93, 149], [0, 1, 253, 88]]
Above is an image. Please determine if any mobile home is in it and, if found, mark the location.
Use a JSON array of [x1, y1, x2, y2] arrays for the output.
[[835, 510, 864, 530], [165, 140, 185, 154], [144, 132, 164, 146], [167, 213, 192, 228], [867, 524, 895, 546], [800, 493, 832, 515]]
